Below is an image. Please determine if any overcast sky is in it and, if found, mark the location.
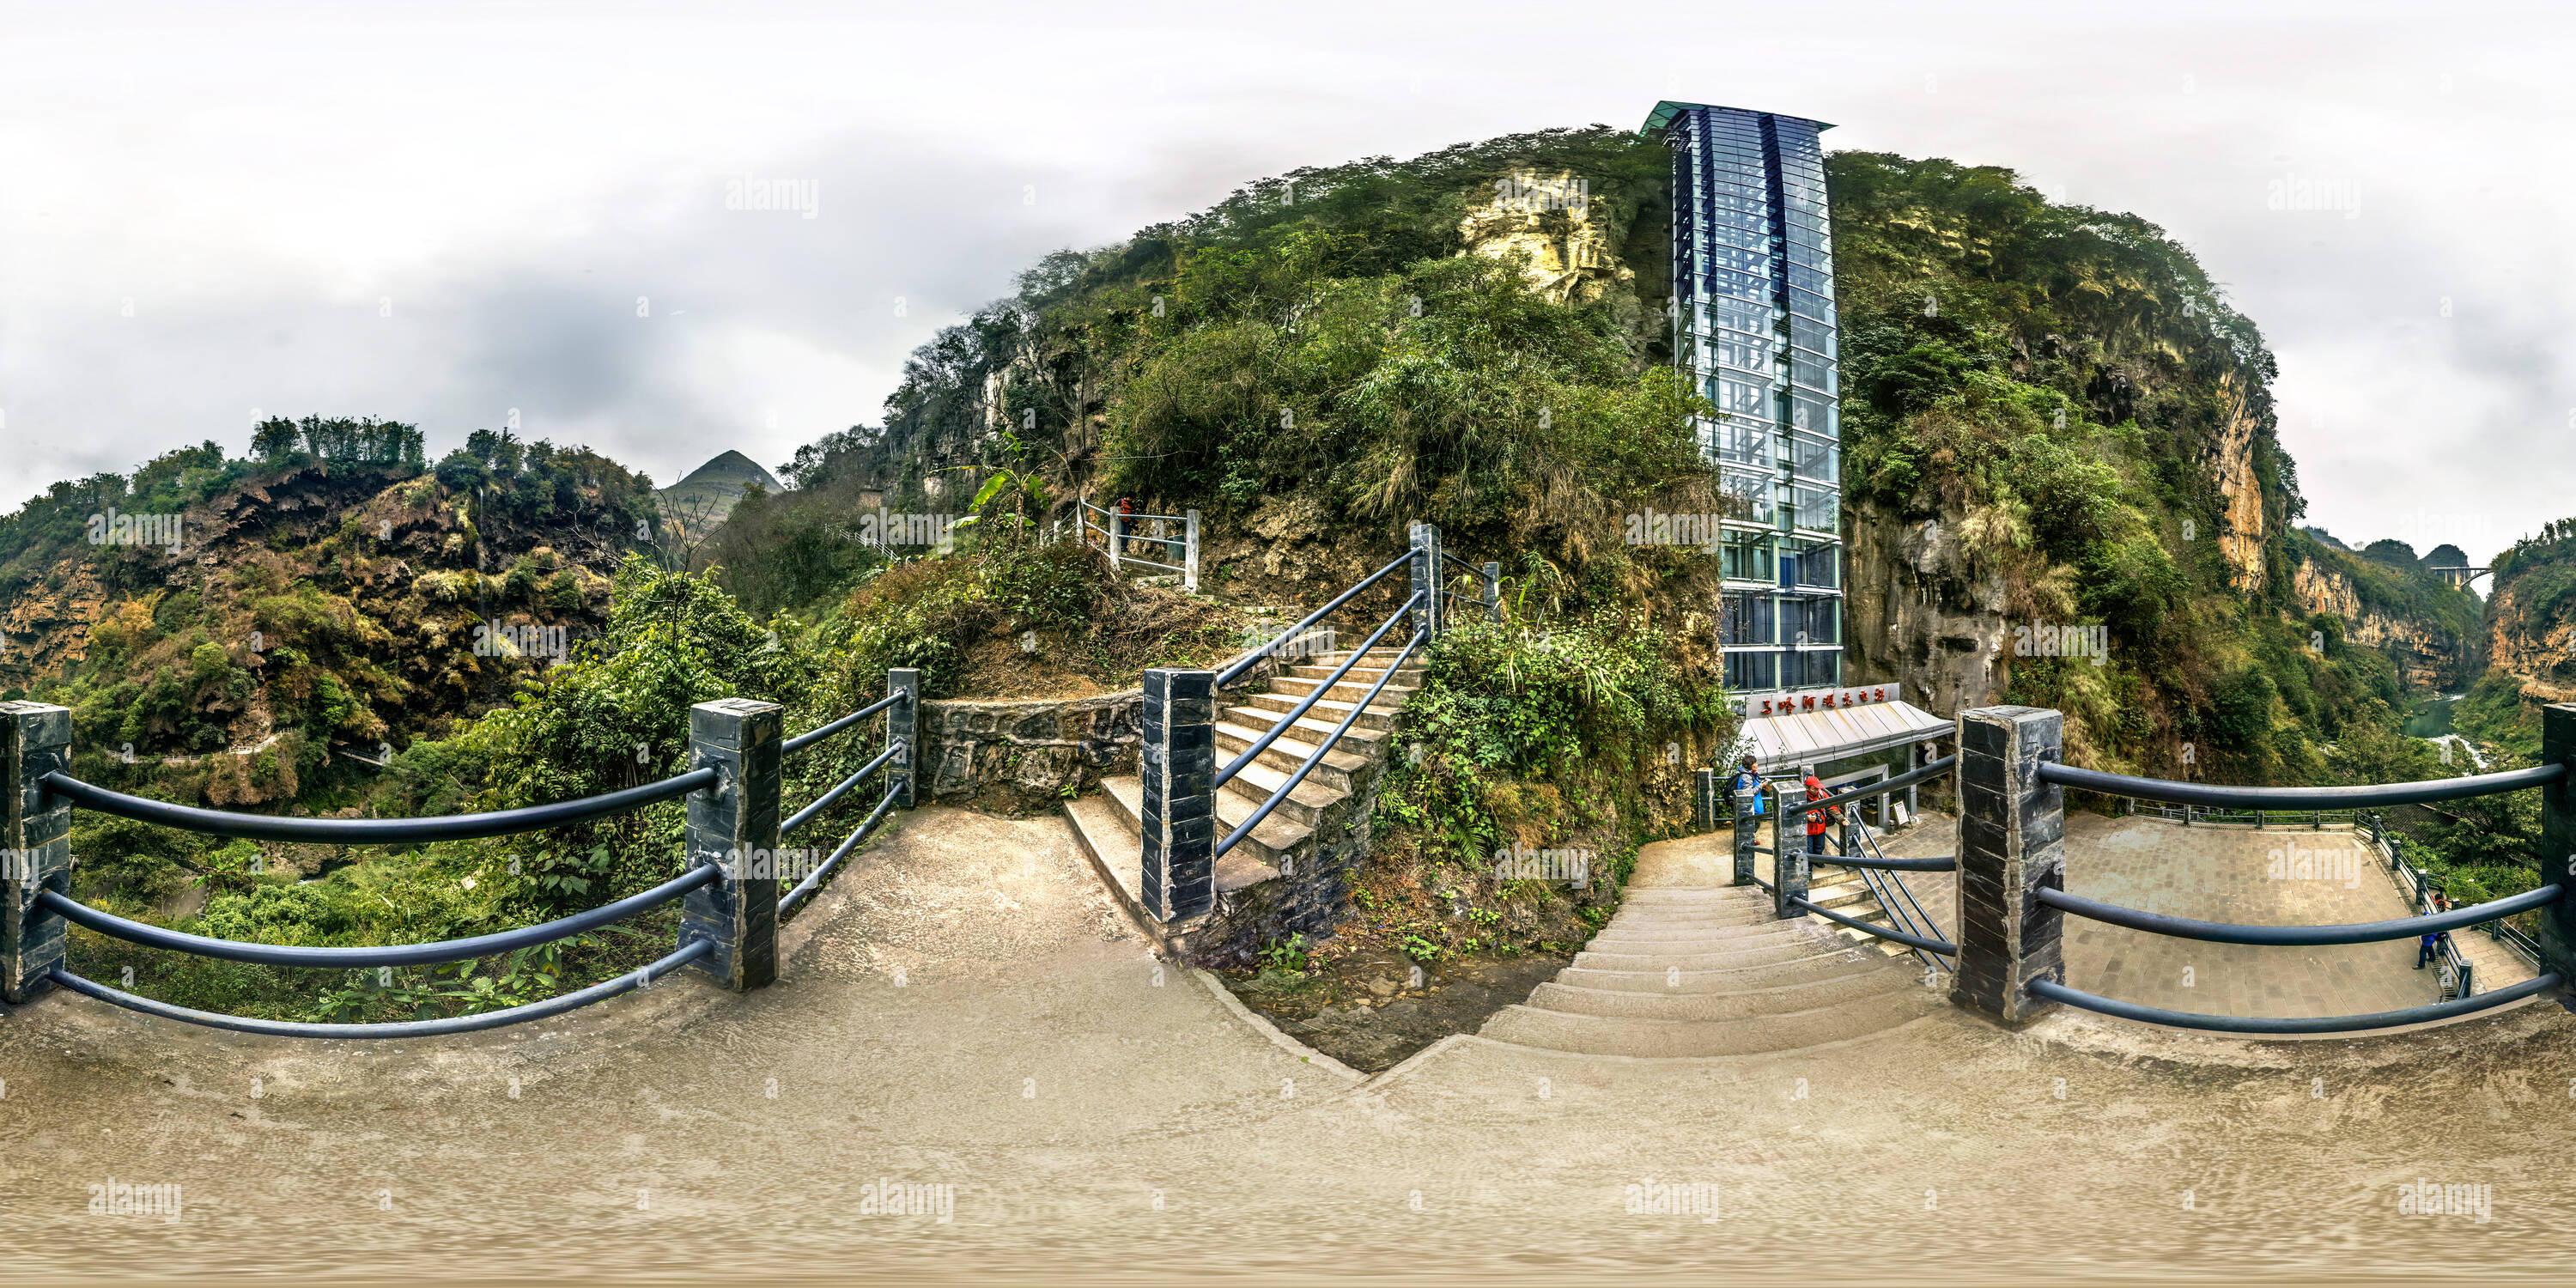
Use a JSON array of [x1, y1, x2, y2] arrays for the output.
[[2, 1, 2568, 565]]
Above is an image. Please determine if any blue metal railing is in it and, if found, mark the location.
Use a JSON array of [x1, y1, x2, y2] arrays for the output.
[[2022, 758, 2567, 1033], [1217, 625, 1427, 860], [27, 678, 914, 1038]]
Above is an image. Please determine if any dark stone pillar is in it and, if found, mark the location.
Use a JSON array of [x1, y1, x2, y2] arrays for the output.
[[1771, 782, 1806, 919], [1141, 669, 1214, 920], [1482, 561, 1500, 623], [1952, 705, 2066, 1023], [1408, 522, 1441, 639], [683, 698, 781, 992], [889, 668, 920, 808], [1, 702, 72, 1004], [2536, 704, 2576, 1004], [1732, 792, 1760, 887], [1693, 768, 1716, 831]]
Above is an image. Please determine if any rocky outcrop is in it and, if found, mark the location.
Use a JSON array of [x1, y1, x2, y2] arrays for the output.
[[2483, 580, 2576, 706], [1458, 169, 1637, 308], [2289, 556, 2478, 690], [2204, 371, 2270, 593], [1844, 498, 2013, 716]]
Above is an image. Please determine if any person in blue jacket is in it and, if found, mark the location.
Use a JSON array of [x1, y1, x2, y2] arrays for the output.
[[1727, 756, 1764, 816]]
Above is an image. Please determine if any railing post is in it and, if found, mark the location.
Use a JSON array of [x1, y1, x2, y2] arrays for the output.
[[1952, 705, 2066, 1024], [1, 702, 73, 1004], [1732, 791, 1759, 887], [1141, 668, 1215, 921], [1771, 783, 1807, 919], [1408, 521, 1440, 640], [682, 698, 781, 992], [1483, 560, 1500, 623], [1183, 509, 1200, 594], [889, 668, 920, 808], [2535, 703, 2576, 998]]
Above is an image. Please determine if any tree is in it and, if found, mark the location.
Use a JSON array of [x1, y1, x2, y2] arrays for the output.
[[252, 417, 302, 460]]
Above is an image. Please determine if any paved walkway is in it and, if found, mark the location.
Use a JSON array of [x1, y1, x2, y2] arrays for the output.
[[3, 805, 2573, 1282]]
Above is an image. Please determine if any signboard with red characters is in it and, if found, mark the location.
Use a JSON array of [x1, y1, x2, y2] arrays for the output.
[[1739, 683, 1905, 718]]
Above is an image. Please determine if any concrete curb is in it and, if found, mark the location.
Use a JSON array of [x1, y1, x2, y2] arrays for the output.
[[1190, 968, 1363, 1083], [1062, 799, 1361, 1082]]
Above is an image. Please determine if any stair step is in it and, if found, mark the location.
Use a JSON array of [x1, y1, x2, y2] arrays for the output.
[[1242, 691, 1405, 732], [1606, 907, 1784, 928], [1479, 987, 1939, 1057], [1103, 775, 1311, 871], [1216, 757, 1346, 828], [1524, 967, 1918, 1020], [1212, 722, 1370, 793], [1586, 926, 1814, 952], [1572, 939, 1833, 972], [1225, 702, 1394, 751], [1067, 790, 1279, 905], [1267, 674, 1420, 707], [1555, 950, 1889, 993]]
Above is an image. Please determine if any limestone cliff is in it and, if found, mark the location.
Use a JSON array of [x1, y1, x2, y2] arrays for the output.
[[2205, 371, 2272, 593], [1844, 499, 2013, 714], [2286, 550, 2480, 690]]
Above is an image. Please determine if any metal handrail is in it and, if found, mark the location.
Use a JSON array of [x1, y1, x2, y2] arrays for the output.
[[1792, 756, 1957, 818], [34, 865, 720, 969], [783, 690, 904, 755], [39, 765, 717, 844], [781, 740, 903, 838], [1789, 896, 1959, 955], [1828, 817, 1954, 968], [1820, 854, 1955, 872], [1217, 628, 1425, 859], [2027, 972, 2558, 1035], [780, 780, 904, 917], [1081, 499, 1188, 524], [46, 940, 714, 1040], [1213, 550, 1412, 689], [2035, 883, 2562, 946], [1213, 594, 1417, 789], [2039, 760, 2567, 810]]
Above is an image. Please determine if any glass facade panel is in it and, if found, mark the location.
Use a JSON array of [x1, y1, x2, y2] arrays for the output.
[[1656, 100, 1841, 704]]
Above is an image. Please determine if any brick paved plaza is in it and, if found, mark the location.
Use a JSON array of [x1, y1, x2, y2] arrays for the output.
[[1859, 811, 2539, 1019]]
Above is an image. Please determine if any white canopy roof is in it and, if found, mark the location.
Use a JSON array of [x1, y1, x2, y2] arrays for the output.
[[1732, 685, 1953, 770]]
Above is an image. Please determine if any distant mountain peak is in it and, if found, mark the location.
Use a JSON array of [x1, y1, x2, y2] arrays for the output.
[[673, 449, 781, 492]]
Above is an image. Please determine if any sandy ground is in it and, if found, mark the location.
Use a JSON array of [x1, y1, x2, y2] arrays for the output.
[[3, 804, 2573, 1285]]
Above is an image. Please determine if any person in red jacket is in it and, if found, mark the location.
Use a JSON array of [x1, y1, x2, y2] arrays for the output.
[[1801, 764, 1843, 858]]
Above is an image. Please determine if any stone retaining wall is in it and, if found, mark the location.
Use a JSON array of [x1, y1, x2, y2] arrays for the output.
[[919, 693, 1142, 815]]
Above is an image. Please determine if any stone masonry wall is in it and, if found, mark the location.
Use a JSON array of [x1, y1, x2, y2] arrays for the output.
[[920, 693, 1141, 816]]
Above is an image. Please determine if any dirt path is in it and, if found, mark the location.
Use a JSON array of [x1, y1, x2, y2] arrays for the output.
[[5, 805, 2574, 1283]]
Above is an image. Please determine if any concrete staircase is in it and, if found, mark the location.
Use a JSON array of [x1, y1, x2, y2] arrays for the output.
[[1064, 646, 1422, 946], [1480, 871, 1939, 1058], [1801, 866, 1915, 960]]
